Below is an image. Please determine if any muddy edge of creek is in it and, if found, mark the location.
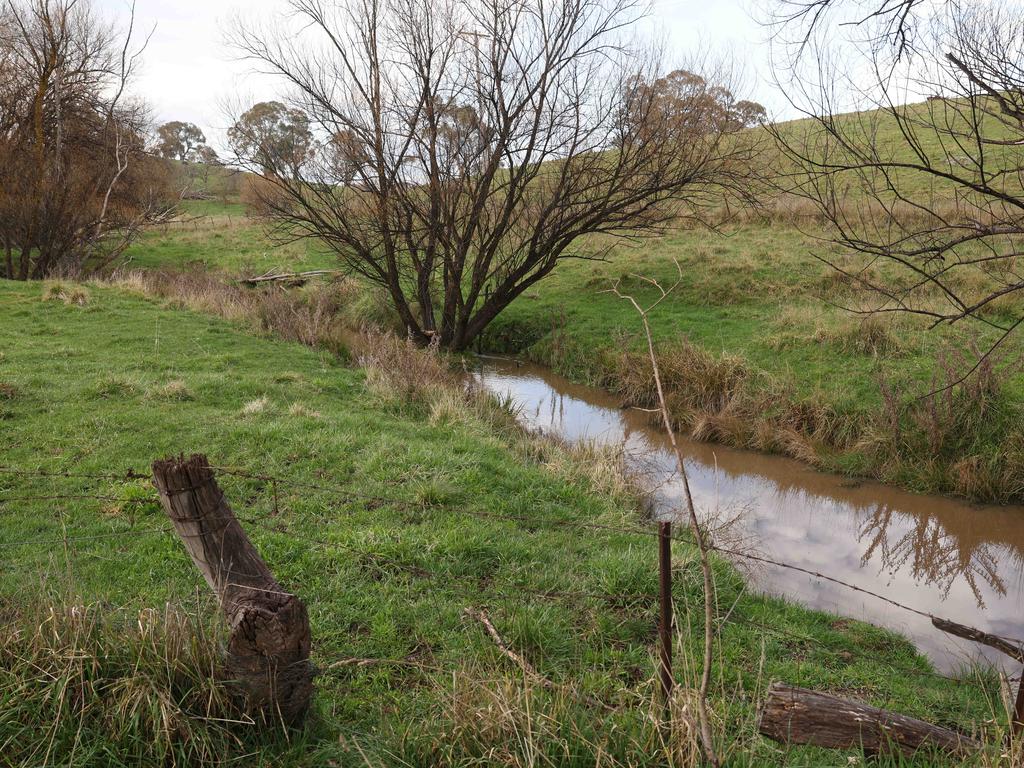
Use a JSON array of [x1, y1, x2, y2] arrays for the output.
[[475, 355, 1024, 673]]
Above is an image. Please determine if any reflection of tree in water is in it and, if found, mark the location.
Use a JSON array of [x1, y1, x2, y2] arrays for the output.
[[858, 505, 1005, 608]]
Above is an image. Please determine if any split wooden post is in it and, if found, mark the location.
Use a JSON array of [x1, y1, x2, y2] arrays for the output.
[[658, 521, 673, 712], [152, 454, 313, 725], [758, 682, 979, 758]]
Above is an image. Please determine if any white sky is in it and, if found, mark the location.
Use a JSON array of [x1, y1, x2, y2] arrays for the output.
[[97, 0, 782, 149]]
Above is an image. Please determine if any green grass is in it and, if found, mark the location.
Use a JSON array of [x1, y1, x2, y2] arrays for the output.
[[128, 210, 335, 273], [180, 198, 249, 217], [0, 279, 1005, 766]]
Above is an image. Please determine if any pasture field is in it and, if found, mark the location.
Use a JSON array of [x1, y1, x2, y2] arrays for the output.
[[0, 279, 1000, 766]]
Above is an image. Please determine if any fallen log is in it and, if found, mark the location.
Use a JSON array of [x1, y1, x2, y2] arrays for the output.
[[238, 269, 339, 287], [758, 682, 979, 757], [152, 454, 313, 725]]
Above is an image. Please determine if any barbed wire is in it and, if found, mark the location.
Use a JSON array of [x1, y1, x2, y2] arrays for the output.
[[3, 460, 1023, 677]]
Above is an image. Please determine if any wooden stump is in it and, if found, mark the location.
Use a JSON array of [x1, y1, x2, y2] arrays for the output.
[[758, 682, 978, 758], [152, 454, 313, 725]]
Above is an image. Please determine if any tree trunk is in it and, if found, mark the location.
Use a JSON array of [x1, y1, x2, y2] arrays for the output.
[[151, 454, 313, 726], [2, 236, 12, 280], [758, 682, 978, 758], [18, 243, 31, 280]]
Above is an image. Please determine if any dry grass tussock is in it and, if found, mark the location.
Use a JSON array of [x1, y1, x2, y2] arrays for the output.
[[147, 378, 193, 401], [610, 337, 844, 468], [240, 395, 271, 415], [0, 601, 246, 767], [770, 307, 905, 357], [355, 330, 528, 441], [42, 280, 90, 306], [426, 665, 709, 768], [861, 342, 1024, 502], [420, 624, 787, 768], [606, 329, 1024, 501], [108, 267, 394, 356]]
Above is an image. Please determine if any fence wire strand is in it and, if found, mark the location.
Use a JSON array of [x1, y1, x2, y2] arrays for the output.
[[1, 460, 1021, 697]]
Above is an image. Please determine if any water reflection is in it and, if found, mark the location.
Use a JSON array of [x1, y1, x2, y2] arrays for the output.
[[476, 356, 1024, 671], [857, 505, 1006, 606]]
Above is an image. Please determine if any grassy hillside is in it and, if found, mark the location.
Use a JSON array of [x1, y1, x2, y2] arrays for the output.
[[0, 279, 1004, 766]]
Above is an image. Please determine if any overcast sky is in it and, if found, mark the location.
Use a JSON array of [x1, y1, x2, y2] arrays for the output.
[[96, 0, 780, 148]]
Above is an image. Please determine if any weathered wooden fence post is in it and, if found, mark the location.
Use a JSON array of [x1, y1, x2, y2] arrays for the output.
[[152, 454, 313, 725]]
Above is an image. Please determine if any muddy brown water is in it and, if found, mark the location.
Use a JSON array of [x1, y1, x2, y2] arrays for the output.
[[475, 355, 1024, 673]]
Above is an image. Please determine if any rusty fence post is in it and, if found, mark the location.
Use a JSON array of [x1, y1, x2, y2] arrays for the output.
[[659, 521, 674, 713]]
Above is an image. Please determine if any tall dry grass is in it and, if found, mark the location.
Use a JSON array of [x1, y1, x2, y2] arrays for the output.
[[608, 338, 839, 469], [0, 601, 251, 767], [108, 267, 395, 357], [863, 342, 1024, 502]]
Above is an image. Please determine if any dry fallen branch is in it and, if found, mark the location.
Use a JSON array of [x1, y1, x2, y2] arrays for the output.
[[932, 616, 1024, 663], [238, 269, 341, 287], [464, 607, 554, 691], [463, 606, 611, 711]]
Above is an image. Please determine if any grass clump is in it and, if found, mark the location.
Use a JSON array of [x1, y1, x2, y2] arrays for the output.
[[357, 330, 520, 434], [89, 374, 139, 400], [0, 601, 247, 767], [42, 281, 90, 306], [240, 395, 271, 415], [149, 379, 193, 401], [287, 401, 321, 419]]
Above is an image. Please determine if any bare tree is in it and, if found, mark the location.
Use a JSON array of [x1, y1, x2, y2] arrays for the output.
[[771, 1, 1024, 363], [770, 0, 939, 59], [229, 0, 762, 351], [0, 0, 175, 280]]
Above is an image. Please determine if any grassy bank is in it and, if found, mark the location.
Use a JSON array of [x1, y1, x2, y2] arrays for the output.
[[478, 224, 1024, 503], [121, 197, 1024, 503], [0, 278, 1007, 766]]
